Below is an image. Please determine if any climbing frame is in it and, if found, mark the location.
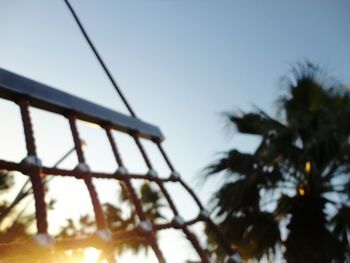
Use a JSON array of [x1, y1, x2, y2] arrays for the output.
[[0, 68, 238, 262]]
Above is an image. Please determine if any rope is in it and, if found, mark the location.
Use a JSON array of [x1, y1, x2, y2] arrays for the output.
[[157, 141, 237, 257], [104, 129, 166, 263], [18, 99, 48, 234], [104, 126, 124, 167], [133, 136, 180, 214], [18, 99, 37, 156], [155, 142, 175, 172], [0, 11, 238, 259], [0, 151, 236, 260], [63, 0, 137, 118], [59, 1, 235, 258], [131, 135, 212, 262], [67, 114, 86, 164], [182, 227, 211, 263], [67, 114, 107, 230], [133, 135, 153, 170]]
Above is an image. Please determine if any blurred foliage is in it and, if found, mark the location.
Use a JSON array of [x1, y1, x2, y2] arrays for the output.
[[0, 167, 167, 262], [204, 62, 350, 262], [56, 181, 166, 261], [0, 171, 31, 240]]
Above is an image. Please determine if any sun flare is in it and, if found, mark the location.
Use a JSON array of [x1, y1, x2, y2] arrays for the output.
[[82, 248, 107, 263]]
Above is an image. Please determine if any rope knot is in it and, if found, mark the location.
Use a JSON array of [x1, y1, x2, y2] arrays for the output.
[[33, 233, 55, 248], [172, 215, 185, 229], [170, 170, 181, 180], [227, 253, 242, 263], [139, 220, 153, 234], [20, 155, 42, 175], [199, 209, 210, 220], [95, 229, 113, 243], [147, 169, 158, 178], [116, 166, 128, 175]]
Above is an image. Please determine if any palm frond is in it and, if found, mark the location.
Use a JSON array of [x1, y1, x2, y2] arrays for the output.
[[227, 111, 285, 136]]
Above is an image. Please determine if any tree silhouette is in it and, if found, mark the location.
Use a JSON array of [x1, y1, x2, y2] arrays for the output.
[[0, 169, 166, 262], [205, 62, 350, 262], [0, 170, 33, 244], [57, 181, 166, 260]]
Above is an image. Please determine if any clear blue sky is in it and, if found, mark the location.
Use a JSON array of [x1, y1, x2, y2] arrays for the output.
[[0, 0, 350, 262]]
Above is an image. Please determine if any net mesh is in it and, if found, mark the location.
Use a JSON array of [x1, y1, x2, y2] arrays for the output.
[[0, 93, 237, 262]]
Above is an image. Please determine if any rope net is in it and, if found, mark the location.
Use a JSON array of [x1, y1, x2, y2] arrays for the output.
[[0, 93, 238, 262]]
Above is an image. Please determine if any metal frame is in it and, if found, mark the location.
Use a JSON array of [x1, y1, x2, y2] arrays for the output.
[[0, 68, 164, 141]]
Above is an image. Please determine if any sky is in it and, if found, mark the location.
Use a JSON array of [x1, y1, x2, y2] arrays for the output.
[[0, 0, 350, 262]]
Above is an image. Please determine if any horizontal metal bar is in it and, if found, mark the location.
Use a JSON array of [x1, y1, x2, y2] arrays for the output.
[[0, 68, 164, 141]]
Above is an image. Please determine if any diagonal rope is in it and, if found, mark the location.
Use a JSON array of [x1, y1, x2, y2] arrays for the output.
[[63, 0, 137, 118]]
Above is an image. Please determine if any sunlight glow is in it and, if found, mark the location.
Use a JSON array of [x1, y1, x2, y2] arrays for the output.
[[81, 139, 87, 150], [80, 120, 101, 129], [83, 248, 106, 263], [305, 161, 311, 174]]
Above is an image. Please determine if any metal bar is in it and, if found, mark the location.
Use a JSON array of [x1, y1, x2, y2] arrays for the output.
[[0, 68, 164, 141]]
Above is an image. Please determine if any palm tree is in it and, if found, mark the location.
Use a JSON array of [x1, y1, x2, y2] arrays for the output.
[[205, 62, 350, 262], [0, 169, 166, 262], [57, 181, 166, 261], [0, 170, 33, 243]]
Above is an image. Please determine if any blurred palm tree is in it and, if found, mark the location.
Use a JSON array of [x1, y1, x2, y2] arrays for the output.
[[0, 170, 33, 244], [57, 181, 166, 261], [205, 62, 350, 262], [0, 169, 166, 262]]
